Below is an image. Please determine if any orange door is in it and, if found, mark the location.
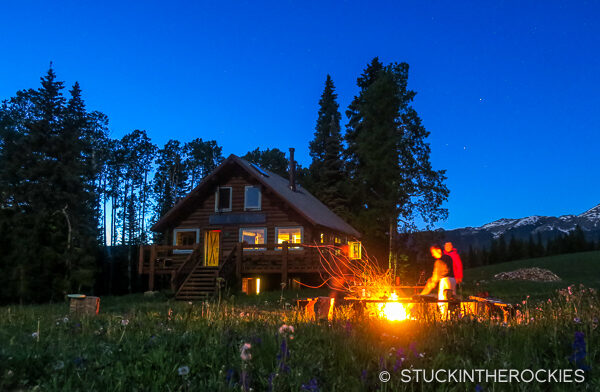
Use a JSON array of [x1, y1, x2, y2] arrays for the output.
[[204, 230, 220, 266]]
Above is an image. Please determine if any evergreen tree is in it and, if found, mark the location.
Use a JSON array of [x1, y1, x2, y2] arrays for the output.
[[242, 148, 289, 177], [0, 67, 102, 301], [152, 140, 188, 242], [184, 138, 224, 190], [344, 58, 449, 261], [307, 75, 347, 217]]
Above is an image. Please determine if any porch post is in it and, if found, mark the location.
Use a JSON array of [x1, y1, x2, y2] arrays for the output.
[[148, 244, 157, 291], [236, 242, 243, 283], [282, 241, 288, 288]]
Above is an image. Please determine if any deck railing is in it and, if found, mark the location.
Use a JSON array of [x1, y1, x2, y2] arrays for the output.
[[139, 242, 325, 291]]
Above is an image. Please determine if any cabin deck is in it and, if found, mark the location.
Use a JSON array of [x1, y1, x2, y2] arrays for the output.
[[138, 242, 324, 299]]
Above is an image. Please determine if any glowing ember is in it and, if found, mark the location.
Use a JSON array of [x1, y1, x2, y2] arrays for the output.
[[379, 293, 410, 321]]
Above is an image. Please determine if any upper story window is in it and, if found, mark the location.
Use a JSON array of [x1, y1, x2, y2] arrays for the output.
[[215, 187, 232, 212], [244, 186, 261, 211]]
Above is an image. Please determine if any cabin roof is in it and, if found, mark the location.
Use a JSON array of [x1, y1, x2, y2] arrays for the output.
[[151, 154, 361, 238]]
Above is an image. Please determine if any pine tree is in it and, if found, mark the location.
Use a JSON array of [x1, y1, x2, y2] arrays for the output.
[[184, 138, 224, 190], [0, 67, 103, 301], [242, 148, 288, 177], [344, 58, 449, 261], [308, 75, 347, 216], [152, 140, 188, 242]]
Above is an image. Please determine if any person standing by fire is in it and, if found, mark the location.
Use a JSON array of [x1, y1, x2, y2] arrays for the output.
[[420, 245, 456, 316], [444, 242, 463, 287]]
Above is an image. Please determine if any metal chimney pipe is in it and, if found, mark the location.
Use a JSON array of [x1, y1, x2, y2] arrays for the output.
[[288, 147, 296, 192]]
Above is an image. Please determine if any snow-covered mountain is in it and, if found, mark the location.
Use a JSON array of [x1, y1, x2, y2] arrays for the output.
[[438, 204, 600, 250]]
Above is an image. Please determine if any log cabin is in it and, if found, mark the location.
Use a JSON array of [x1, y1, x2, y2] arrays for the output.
[[138, 149, 360, 300]]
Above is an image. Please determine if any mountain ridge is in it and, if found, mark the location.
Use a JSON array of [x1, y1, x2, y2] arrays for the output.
[[436, 203, 600, 250]]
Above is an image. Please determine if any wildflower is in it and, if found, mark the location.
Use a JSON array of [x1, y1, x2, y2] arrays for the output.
[[475, 384, 483, 392], [393, 348, 406, 372], [178, 365, 190, 376], [63, 317, 69, 323], [276, 339, 290, 373], [278, 324, 295, 336], [360, 369, 368, 384], [225, 368, 235, 385], [167, 308, 173, 321], [344, 321, 353, 336], [240, 343, 252, 361], [569, 331, 588, 370], [409, 342, 419, 357], [301, 378, 319, 391], [188, 301, 192, 305], [268, 372, 276, 392], [547, 299, 552, 304], [31, 332, 39, 339], [53, 360, 65, 370], [568, 285, 574, 295], [574, 317, 581, 324], [121, 319, 129, 326]]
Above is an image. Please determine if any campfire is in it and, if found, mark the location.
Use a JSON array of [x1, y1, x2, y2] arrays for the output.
[[301, 244, 515, 323], [311, 244, 417, 321]]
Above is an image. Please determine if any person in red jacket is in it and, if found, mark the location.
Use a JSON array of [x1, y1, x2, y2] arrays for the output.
[[444, 242, 463, 285]]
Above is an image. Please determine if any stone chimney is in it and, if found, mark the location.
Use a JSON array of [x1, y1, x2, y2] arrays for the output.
[[288, 147, 296, 191]]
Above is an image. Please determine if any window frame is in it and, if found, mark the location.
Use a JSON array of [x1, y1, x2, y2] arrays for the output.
[[214, 186, 232, 212], [244, 185, 262, 211], [172, 228, 200, 254], [239, 227, 267, 251], [275, 226, 304, 250]]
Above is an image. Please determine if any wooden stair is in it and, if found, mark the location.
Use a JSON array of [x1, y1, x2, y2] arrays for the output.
[[175, 266, 219, 300]]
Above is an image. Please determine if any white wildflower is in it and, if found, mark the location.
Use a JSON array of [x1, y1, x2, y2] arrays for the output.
[[178, 365, 190, 376]]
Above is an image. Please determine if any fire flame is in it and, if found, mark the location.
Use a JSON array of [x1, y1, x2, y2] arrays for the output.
[[378, 293, 410, 321]]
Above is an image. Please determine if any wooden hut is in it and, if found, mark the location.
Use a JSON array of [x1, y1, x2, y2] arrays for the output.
[[139, 151, 360, 299]]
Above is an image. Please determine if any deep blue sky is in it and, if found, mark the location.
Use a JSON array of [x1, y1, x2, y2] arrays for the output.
[[1, 1, 599, 229]]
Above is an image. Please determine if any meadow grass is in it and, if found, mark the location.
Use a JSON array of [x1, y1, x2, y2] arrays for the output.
[[462, 250, 600, 302], [1, 253, 599, 391]]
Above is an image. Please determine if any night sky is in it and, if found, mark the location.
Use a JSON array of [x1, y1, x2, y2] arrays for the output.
[[1, 1, 598, 229]]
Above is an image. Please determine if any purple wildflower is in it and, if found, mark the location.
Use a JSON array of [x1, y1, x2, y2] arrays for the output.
[[569, 331, 589, 370], [276, 339, 290, 373], [360, 370, 368, 384], [475, 384, 483, 392], [344, 321, 353, 336], [268, 372, 276, 392], [301, 378, 319, 391], [225, 368, 235, 385], [409, 342, 419, 357], [393, 348, 406, 372]]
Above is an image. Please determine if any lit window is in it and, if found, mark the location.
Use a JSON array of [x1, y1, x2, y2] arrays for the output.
[[173, 229, 199, 253], [349, 241, 362, 260], [215, 187, 232, 212], [242, 277, 261, 295], [276, 227, 303, 249], [320, 233, 324, 244], [240, 228, 266, 250], [244, 186, 261, 210]]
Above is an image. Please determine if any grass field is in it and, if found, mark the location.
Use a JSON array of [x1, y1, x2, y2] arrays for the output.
[[0, 252, 599, 391], [462, 250, 600, 302]]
